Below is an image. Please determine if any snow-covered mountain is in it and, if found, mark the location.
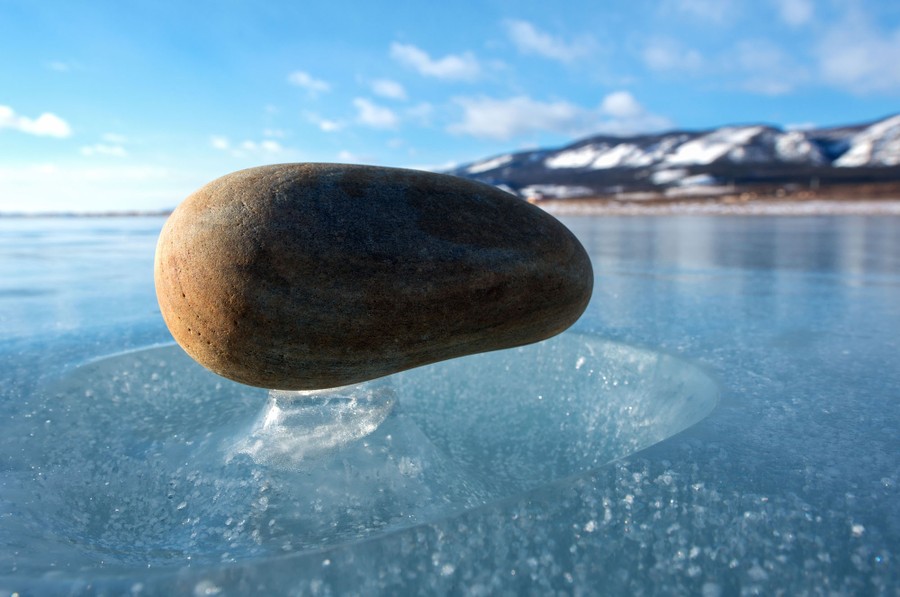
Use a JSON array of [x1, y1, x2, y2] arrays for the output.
[[450, 114, 900, 199]]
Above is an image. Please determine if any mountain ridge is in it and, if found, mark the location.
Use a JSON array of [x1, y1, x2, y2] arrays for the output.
[[449, 113, 900, 201]]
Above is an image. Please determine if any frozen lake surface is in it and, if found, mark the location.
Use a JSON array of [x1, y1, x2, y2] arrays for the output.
[[0, 215, 897, 594]]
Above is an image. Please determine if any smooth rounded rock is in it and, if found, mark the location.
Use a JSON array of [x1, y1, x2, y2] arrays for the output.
[[154, 163, 593, 390]]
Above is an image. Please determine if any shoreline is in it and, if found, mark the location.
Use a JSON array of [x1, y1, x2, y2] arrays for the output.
[[534, 197, 900, 216], [3, 198, 900, 219], [0, 210, 172, 219]]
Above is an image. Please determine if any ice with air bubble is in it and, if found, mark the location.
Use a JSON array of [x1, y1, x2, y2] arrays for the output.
[[0, 332, 717, 580], [0, 215, 898, 594]]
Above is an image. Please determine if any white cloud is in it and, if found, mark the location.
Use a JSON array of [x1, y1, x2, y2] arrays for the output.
[[596, 91, 673, 134], [210, 135, 284, 157], [642, 38, 704, 72], [600, 91, 643, 119], [80, 144, 128, 157], [775, 0, 813, 27], [287, 70, 331, 94], [319, 119, 343, 132], [448, 92, 671, 141], [390, 42, 481, 81], [816, 9, 900, 93], [353, 98, 399, 129], [371, 79, 407, 100], [0, 105, 72, 138], [503, 19, 593, 63], [210, 135, 230, 150], [81, 132, 129, 157], [337, 150, 367, 163], [304, 112, 344, 132], [241, 140, 283, 153], [448, 96, 585, 140]]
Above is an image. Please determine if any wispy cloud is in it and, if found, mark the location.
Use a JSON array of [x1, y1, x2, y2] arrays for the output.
[[371, 79, 407, 101], [101, 132, 128, 144], [305, 112, 344, 132], [287, 70, 331, 95], [390, 42, 480, 81], [81, 132, 129, 157], [318, 119, 343, 132], [337, 149, 370, 164], [503, 19, 593, 63], [643, 35, 806, 95], [642, 38, 704, 72], [447, 92, 670, 141], [240, 140, 283, 153], [773, 0, 813, 27], [448, 96, 584, 140], [0, 105, 72, 138], [353, 98, 399, 129], [815, 8, 900, 93], [733, 39, 806, 95], [210, 135, 284, 157], [662, 0, 739, 24], [210, 135, 230, 151], [405, 102, 434, 125], [80, 144, 127, 157], [45, 60, 75, 72], [785, 122, 817, 132]]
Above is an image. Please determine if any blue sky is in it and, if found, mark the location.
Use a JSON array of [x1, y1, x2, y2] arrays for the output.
[[1, 0, 899, 212]]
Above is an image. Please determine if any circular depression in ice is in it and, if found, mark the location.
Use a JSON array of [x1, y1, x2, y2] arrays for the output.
[[0, 333, 717, 581]]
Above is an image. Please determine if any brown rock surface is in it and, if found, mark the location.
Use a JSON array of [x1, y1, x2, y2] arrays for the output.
[[154, 163, 593, 389]]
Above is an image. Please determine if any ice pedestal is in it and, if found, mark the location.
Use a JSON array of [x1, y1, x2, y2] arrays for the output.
[[228, 381, 397, 467], [0, 332, 717, 585]]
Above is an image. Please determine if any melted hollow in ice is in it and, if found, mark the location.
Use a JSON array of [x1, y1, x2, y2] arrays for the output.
[[2, 332, 716, 577]]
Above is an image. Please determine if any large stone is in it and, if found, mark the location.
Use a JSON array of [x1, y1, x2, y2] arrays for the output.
[[154, 163, 593, 390]]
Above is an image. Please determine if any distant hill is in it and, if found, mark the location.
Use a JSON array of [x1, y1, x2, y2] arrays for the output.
[[448, 114, 900, 201]]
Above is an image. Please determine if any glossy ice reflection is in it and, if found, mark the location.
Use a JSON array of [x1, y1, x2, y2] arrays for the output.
[[3, 214, 897, 594]]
